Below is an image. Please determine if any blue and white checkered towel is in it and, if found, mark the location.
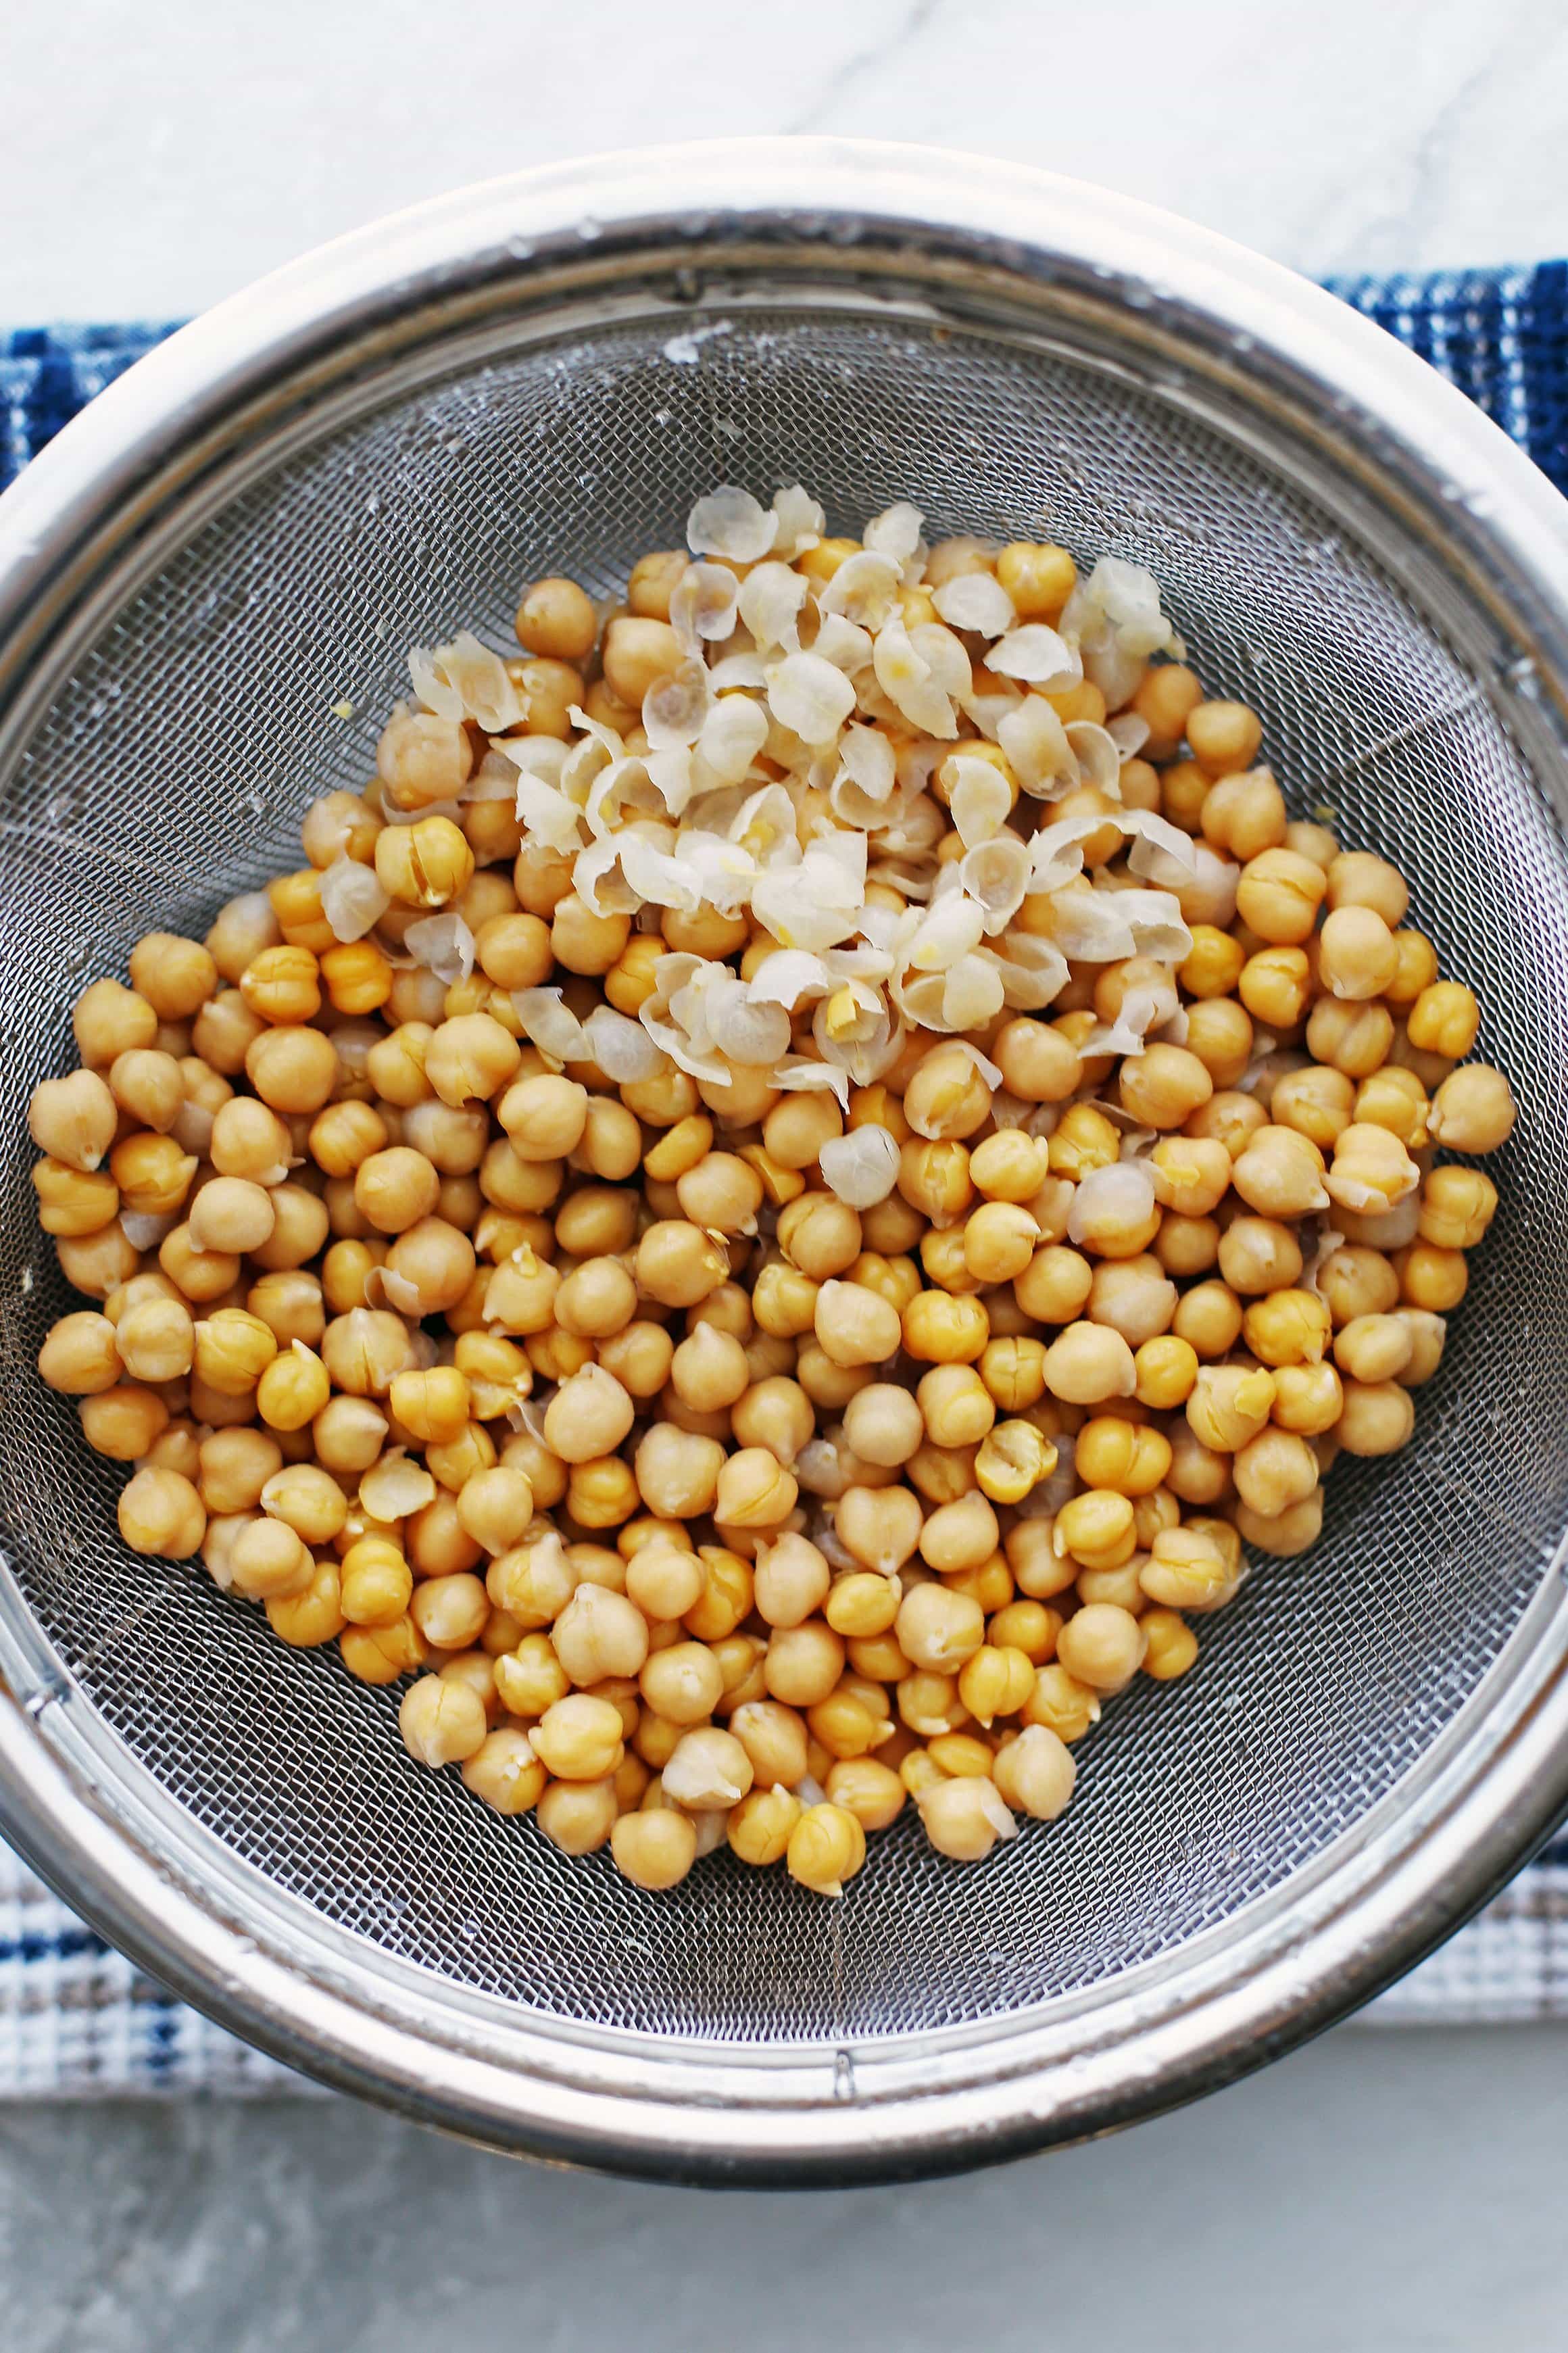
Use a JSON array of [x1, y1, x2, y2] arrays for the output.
[[3, 272, 1568, 2093]]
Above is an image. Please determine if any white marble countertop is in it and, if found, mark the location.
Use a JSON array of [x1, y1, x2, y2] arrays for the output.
[[5, 0, 1568, 320]]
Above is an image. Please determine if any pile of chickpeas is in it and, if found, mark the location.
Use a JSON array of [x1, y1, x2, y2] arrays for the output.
[[29, 520, 1517, 1898]]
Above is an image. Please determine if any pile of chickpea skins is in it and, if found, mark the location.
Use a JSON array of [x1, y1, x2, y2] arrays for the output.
[[30, 481, 1517, 1897]]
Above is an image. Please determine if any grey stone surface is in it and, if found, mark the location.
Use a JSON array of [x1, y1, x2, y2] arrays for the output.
[[1, 2027, 1566, 2351]]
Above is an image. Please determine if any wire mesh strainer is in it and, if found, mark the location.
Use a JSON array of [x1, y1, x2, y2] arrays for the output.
[[3, 143, 1568, 2183]]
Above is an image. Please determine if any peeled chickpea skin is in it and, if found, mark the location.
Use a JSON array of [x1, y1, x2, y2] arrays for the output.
[[26, 519, 1517, 1905]]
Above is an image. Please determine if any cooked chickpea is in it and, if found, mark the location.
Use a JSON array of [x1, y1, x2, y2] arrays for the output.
[[808, 1278, 900, 1370], [715, 1447, 798, 1530], [1140, 1525, 1235, 1612], [1185, 699, 1262, 776], [640, 1640, 727, 1724], [1043, 1321, 1135, 1404], [245, 1024, 339, 1115], [1427, 1063, 1516, 1155], [1234, 848, 1326, 945], [786, 1802, 866, 1897], [1338, 1379, 1417, 1457], [1306, 998, 1395, 1082], [118, 1467, 206, 1559]]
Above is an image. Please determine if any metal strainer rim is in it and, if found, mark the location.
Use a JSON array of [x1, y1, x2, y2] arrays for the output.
[[3, 140, 1568, 2183]]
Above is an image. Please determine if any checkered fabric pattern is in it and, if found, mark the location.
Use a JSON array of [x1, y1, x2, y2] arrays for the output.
[[3, 270, 1567, 2092]]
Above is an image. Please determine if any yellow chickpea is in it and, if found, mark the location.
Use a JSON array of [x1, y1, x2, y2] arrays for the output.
[[786, 1802, 866, 1897], [902, 1290, 989, 1366], [1141, 1609, 1199, 1682], [118, 1466, 206, 1559], [1305, 998, 1396, 1082], [374, 815, 474, 908], [1327, 850, 1408, 927], [1042, 1321, 1135, 1405], [1186, 700, 1263, 777], [1234, 848, 1327, 945], [1418, 1165, 1498, 1251], [1426, 1064, 1516, 1155]]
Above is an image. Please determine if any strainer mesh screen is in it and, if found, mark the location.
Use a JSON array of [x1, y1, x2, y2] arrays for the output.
[[2, 308, 1565, 2043]]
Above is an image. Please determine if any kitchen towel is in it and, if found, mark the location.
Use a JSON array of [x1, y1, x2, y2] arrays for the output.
[[2, 267, 1567, 2093]]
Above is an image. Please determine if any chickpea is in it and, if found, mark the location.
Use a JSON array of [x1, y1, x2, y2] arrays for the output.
[[810, 1278, 902, 1369], [374, 815, 474, 908], [1353, 1067, 1429, 1150], [1043, 1321, 1135, 1405], [1234, 848, 1326, 945], [1317, 1244, 1398, 1327], [1326, 850, 1408, 927], [535, 1776, 618, 1855], [1148, 1135, 1231, 1219], [1201, 766, 1285, 860], [1326, 1123, 1420, 1216], [1185, 700, 1263, 776], [104, 1048, 182, 1136], [185, 1176, 275, 1257], [1179, 925, 1246, 1000], [245, 1024, 339, 1115], [1306, 998, 1395, 1082], [80, 1383, 168, 1461], [256, 1339, 332, 1431], [912, 1365, 991, 1452], [715, 1447, 798, 1530], [919, 1490, 1000, 1575], [422, 1013, 521, 1110], [986, 1023, 1083, 1121], [912, 1773, 1014, 1862], [266, 1557, 347, 1649], [191, 1306, 276, 1396], [640, 1640, 727, 1724], [1132, 1334, 1197, 1410], [786, 1802, 866, 1897], [1238, 945, 1313, 1031], [118, 1466, 206, 1559], [1317, 904, 1397, 1002], [28, 1067, 119, 1173], [454, 1726, 545, 1817], [1240, 1287, 1331, 1368], [109, 1133, 198, 1222], [836, 1482, 924, 1576], [1333, 1312, 1415, 1384], [1417, 1165, 1497, 1253], [37, 1309, 120, 1396], [510, 573, 597, 662], [1218, 1217, 1302, 1296], [1337, 1379, 1416, 1457], [32, 1159, 119, 1238], [72, 977, 159, 1066], [1233, 1426, 1319, 1517], [339, 1613, 428, 1686], [1023, 1664, 1102, 1742], [1406, 980, 1479, 1062], [531, 1693, 626, 1782], [1187, 1363, 1275, 1453], [1140, 1525, 1236, 1613], [1395, 1240, 1469, 1312], [1427, 1064, 1516, 1155], [902, 1290, 989, 1365], [552, 1583, 650, 1687], [399, 1674, 489, 1770], [1268, 1360, 1343, 1437], [228, 1516, 314, 1601], [1131, 1605, 1195, 1682]]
